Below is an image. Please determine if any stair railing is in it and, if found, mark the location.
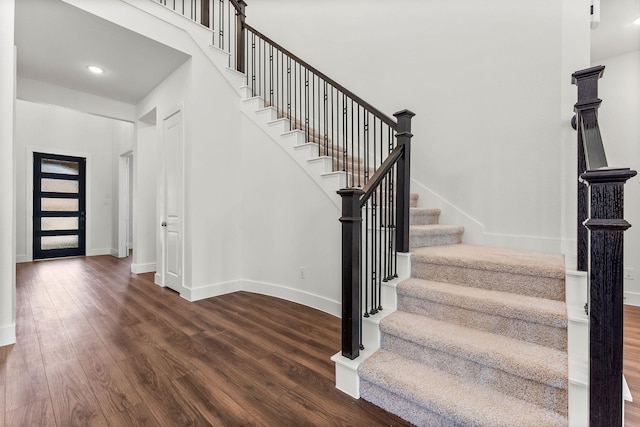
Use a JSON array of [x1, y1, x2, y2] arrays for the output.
[[153, 0, 414, 361], [572, 66, 637, 426], [155, 0, 246, 71]]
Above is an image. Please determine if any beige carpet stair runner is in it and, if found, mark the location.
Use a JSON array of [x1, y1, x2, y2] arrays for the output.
[[359, 195, 568, 426]]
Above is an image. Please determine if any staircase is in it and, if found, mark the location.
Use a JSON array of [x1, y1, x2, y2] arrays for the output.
[[359, 195, 569, 426]]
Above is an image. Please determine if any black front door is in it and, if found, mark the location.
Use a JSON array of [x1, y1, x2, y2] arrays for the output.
[[33, 152, 86, 259]]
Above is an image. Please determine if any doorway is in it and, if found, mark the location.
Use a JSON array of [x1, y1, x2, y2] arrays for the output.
[[33, 152, 86, 259]]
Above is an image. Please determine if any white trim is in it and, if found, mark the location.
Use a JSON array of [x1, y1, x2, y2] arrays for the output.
[[0, 323, 16, 346], [624, 292, 640, 307], [131, 262, 156, 274], [180, 279, 341, 318], [110, 248, 119, 257], [86, 248, 111, 257], [26, 146, 92, 262], [118, 151, 133, 258]]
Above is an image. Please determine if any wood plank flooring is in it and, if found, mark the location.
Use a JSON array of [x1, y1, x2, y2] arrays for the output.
[[5, 255, 640, 425], [0, 256, 412, 426], [625, 304, 640, 426]]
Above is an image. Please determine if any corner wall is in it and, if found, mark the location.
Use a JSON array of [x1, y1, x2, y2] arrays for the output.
[[0, 0, 16, 346]]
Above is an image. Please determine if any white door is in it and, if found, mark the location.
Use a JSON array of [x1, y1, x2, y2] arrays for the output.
[[163, 110, 183, 291]]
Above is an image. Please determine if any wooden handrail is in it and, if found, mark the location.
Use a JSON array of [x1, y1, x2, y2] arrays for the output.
[[359, 144, 404, 207]]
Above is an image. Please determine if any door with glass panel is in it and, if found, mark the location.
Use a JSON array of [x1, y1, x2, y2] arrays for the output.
[[33, 152, 86, 259]]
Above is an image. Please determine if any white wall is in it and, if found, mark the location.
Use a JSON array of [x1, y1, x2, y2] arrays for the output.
[[14, 100, 125, 261], [248, 0, 591, 254], [0, 0, 16, 346], [595, 50, 640, 304], [239, 114, 342, 314]]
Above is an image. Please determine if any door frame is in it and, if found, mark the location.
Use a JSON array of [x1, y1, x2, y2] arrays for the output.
[[117, 150, 133, 258], [26, 147, 92, 262]]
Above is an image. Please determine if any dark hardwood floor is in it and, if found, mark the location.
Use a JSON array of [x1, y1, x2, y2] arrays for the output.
[[5, 255, 640, 426], [625, 304, 640, 426], [0, 255, 412, 426]]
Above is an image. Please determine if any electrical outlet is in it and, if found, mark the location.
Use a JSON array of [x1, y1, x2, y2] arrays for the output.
[[299, 267, 305, 279], [624, 268, 634, 280]]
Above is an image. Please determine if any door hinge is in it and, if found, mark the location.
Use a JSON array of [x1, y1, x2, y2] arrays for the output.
[[584, 302, 589, 316]]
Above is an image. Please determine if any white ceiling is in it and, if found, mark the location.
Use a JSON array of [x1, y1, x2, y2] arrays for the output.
[[591, 0, 640, 62], [13, 0, 638, 105], [14, 0, 191, 105]]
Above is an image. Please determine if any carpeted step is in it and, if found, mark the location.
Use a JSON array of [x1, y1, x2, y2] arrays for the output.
[[360, 349, 568, 427], [409, 225, 464, 248], [410, 207, 440, 225], [411, 244, 565, 301], [410, 193, 418, 208], [397, 278, 567, 351], [378, 312, 568, 416]]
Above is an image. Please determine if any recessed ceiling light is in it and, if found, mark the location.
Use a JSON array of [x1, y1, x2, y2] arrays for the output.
[[634, 17, 640, 26], [87, 65, 104, 74]]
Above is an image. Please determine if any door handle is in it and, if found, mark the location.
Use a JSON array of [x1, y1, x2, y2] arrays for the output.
[[161, 222, 167, 227]]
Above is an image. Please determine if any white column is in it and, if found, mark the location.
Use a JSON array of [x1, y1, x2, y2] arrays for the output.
[[0, 0, 16, 346]]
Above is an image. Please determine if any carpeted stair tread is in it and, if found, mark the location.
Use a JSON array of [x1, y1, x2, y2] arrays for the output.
[[409, 225, 464, 248], [360, 350, 568, 427], [410, 208, 441, 225], [398, 278, 567, 328], [380, 311, 567, 389], [411, 244, 565, 300], [412, 244, 564, 279]]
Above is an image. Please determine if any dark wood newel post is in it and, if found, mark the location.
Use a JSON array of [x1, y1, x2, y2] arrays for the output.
[[582, 168, 637, 426], [394, 110, 415, 253], [236, 0, 247, 73], [572, 65, 605, 271], [337, 188, 365, 360]]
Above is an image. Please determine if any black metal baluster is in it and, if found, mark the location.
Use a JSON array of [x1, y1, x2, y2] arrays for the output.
[[312, 74, 316, 151], [323, 82, 328, 156], [269, 45, 274, 107], [219, 0, 223, 49], [342, 94, 348, 183], [251, 32, 255, 95], [287, 57, 292, 130], [305, 69, 309, 143]]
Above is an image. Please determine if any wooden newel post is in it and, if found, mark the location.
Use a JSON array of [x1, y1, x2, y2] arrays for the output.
[[572, 66, 605, 272], [235, 0, 247, 73], [582, 167, 637, 427], [393, 109, 415, 254], [338, 188, 364, 360]]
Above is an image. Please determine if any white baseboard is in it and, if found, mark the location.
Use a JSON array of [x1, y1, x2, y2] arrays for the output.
[[131, 262, 156, 274], [0, 323, 16, 346], [16, 254, 30, 263], [154, 273, 163, 287], [110, 248, 119, 257], [86, 248, 112, 256], [181, 279, 341, 317], [625, 292, 640, 306]]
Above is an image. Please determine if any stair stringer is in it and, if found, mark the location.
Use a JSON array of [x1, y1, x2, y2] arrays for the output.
[[331, 252, 410, 399], [240, 96, 351, 209]]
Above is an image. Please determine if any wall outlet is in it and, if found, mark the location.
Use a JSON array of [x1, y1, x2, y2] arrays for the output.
[[625, 268, 634, 280], [299, 267, 305, 279]]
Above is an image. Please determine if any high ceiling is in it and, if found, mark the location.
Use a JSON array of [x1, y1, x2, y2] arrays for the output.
[[14, 0, 190, 105], [13, 0, 639, 106]]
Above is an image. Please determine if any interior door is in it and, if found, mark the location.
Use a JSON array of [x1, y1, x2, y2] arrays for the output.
[[163, 110, 183, 291], [33, 152, 86, 259]]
